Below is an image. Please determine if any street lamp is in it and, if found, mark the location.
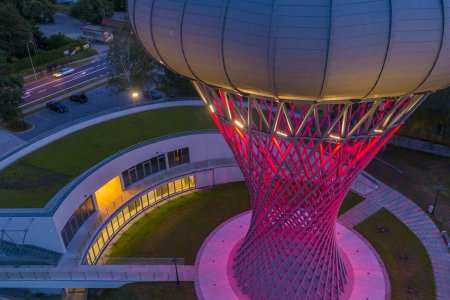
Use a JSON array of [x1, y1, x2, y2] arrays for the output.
[[26, 40, 37, 81], [130, 90, 140, 106], [431, 187, 442, 215], [172, 258, 180, 288]]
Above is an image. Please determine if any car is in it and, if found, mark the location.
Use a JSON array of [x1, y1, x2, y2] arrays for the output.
[[69, 93, 88, 103], [143, 89, 162, 100], [46, 101, 68, 113], [53, 68, 75, 78]]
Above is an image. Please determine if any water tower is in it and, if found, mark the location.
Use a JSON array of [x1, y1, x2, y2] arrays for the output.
[[128, 1, 450, 298]]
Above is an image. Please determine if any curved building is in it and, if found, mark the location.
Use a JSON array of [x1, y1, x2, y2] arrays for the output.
[[128, 1, 450, 299], [128, 0, 450, 101]]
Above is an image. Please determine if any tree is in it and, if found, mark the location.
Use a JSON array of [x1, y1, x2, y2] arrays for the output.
[[158, 69, 196, 97], [11, 0, 55, 24], [107, 22, 161, 94], [0, 51, 23, 121], [0, 2, 31, 58], [113, 0, 125, 11], [71, 0, 114, 24]]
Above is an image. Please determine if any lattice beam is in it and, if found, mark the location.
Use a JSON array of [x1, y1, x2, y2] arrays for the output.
[[193, 81, 426, 299]]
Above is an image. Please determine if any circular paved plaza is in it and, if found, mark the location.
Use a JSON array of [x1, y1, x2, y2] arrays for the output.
[[195, 211, 389, 300]]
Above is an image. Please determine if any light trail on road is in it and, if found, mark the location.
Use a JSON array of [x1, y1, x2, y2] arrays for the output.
[[22, 57, 110, 106]]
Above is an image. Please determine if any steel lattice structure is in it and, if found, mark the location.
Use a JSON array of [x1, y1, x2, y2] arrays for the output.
[[194, 82, 426, 300]]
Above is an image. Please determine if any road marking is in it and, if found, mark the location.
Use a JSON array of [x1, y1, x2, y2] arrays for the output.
[[24, 62, 108, 93], [53, 67, 109, 87], [19, 75, 108, 108], [37, 89, 47, 94]]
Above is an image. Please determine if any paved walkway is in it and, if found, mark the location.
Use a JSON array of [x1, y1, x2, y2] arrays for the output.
[[339, 179, 450, 300], [196, 211, 388, 300], [0, 129, 25, 155]]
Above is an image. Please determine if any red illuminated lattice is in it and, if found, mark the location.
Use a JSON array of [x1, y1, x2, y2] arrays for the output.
[[194, 82, 425, 299]]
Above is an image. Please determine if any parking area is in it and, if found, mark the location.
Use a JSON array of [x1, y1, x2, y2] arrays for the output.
[[39, 12, 86, 39], [15, 86, 150, 141]]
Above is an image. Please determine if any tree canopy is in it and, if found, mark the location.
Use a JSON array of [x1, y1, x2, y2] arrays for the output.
[[71, 0, 114, 24], [0, 2, 32, 58], [107, 21, 161, 93], [10, 0, 56, 24], [0, 51, 23, 121]]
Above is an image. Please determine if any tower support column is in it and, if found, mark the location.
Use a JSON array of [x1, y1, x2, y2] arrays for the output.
[[194, 82, 425, 299]]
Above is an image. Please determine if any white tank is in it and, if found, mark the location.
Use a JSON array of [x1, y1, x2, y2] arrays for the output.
[[128, 0, 450, 101]]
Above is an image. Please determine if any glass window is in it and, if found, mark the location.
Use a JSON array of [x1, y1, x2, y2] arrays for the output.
[[69, 216, 79, 233], [182, 148, 190, 164], [155, 187, 162, 201], [158, 155, 166, 171], [141, 194, 149, 207], [161, 184, 169, 198], [136, 163, 145, 180], [118, 211, 125, 226], [174, 179, 183, 192], [101, 228, 109, 243], [136, 198, 143, 212], [122, 171, 131, 187], [147, 190, 155, 203], [123, 207, 130, 222], [150, 157, 159, 173], [107, 223, 114, 236], [64, 224, 74, 245], [75, 209, 83, 228], [168, 181, 176, 194], [143, 161, 151, 177], [92, 243, 99, 256], [61, 229, 69, 247], [129, 168, 137, 184], [168, 152, 175, 168], [111, 216, 119, 231], [86, 197, 95, 215], [128, 202, 136, 216], [189, 176, 196, 187]]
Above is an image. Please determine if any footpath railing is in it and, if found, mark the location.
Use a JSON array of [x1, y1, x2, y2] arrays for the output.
[[0, 260, 187, 283]]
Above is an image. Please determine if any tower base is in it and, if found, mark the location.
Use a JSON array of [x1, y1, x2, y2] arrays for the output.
[[195, 211, 389, 300]]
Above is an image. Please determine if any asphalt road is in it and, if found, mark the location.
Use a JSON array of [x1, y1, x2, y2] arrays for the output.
[[21, 54, 110, 107], [15, 86, 149, 141]]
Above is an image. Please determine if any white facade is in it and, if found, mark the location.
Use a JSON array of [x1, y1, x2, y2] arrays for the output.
[[0, 132, 242, 255]]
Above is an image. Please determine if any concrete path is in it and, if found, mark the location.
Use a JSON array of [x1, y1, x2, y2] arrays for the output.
[[0, 129, 25, 154], [196, 211, 388, 300], [339, 180, 450, 300]]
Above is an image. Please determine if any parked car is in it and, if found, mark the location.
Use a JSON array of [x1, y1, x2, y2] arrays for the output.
[[143, 90, 162, 100], [69, 93, 88, 103], [53, 68, 75, 78], [46, 101, 68, 113]]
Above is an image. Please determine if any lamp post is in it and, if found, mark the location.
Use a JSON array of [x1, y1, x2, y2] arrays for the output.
[[19, 109, 26, 130], [172, 258, 180, 288], [131, 90, 139, 106], [26, 41, 37, 81], [431, 187, 442, 215]]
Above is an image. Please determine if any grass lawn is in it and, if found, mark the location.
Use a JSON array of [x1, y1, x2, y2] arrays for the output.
[[107, 184, 366, 265], [366, 145, 450, 231], [108, 182, 251, 264], [355, 208, 435, 300], [0, 107, 214, 208], [338, 192, 364, 216], [88, 282, 197, 300]]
